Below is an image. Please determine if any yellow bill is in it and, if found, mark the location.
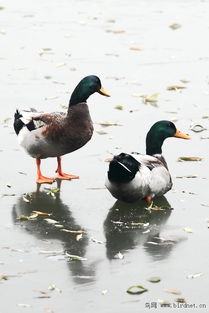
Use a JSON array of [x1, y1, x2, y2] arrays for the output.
[[174, 129, 191, 139], [99, 87, 111, 97]]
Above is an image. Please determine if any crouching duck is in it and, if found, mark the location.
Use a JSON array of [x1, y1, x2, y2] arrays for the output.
[[105, 120, 190, 203], [14, 75, 110, 184]]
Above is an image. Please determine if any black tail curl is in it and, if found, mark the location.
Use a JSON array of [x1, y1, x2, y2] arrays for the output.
[[13, 110, 24, 135]]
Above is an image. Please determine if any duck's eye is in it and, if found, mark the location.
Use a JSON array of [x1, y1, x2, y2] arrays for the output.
[[167, 122, 173, 128]]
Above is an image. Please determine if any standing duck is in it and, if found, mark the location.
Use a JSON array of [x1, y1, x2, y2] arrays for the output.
[[105, 120, 190, 203], [14, 75, 110, 184]]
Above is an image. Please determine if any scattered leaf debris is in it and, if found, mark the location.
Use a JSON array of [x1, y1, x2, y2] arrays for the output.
[[175, 298, 187, 303], [169, 23, 181, 30], [44, 96, 59, 101], [127, 285, 148, 295], [178, 156, 202, 162], [48, 284, 62, 293], [60, 104, 68, 109], [146, 201, 171, 211], [2, 193, 16, 197], [65, 253, 87, 261], [176, 175, 197, 179], [0, 29, 6, 35], [17, 304, 31, 308], [97, 121, 121, 127], [45, 187, 60, 198], [2, 117, 11, 124], [35, 295, 51, 299], [38, 48, 53, 56], [167, 85, 186, 91], [61, 229, 84, 234], [106, 18, 116, 23], [201, 203, 209, 208], [187, 272, 203, 279], [180, 79, 190, 84], [165, 289, 182, 295], [133, 93, 159, 105], [190, 124, 206, 133], [56, 62, 66, 68], [183, 227, 193, 233], [105, 53, 119, 57], [106, 76, 123, 80], [200, 136, 209, 140], [43, 309, 54, 313], [101, 289, 108, 295], [148, 277, 161, 283], [96, 130, 108, 135], [39, 250, 64, 255], [44, 75, 52, 80], [114, 105, 123, 110], [130, 46, 142, 51], [106, 29, 125, 34], [18, 171, 27, 175], [0, 275, 9, 280]]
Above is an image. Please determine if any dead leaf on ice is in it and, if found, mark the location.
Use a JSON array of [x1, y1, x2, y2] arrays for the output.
[[183, 227, 193, 233], [61, 229, 85, 234], [127, 285, 148, 295], [190, 124, 206, 133], [180, 79, 190, 84], [106, 29, 125, 34], [178, 156, 202, 162], [97, 121, 121, 127], [164, 289, 182, 295], [167, 85, 186, 91], [169, 23, 181, 30], [148, 277, 161, 283], [96, 130, 108, 135], [130, 46, 142, 51], [133, 93, 159, 106], [187, 272, 203, 279]]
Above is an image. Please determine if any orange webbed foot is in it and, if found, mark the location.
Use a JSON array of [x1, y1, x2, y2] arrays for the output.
[[56, 173, 79, 180], [55, 156, 79, 180], [36, 176, 55, 184]]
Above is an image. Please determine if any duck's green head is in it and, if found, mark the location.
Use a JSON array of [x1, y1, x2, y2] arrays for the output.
[[146, 120, 190, 155], [69, 75, 110, 106]]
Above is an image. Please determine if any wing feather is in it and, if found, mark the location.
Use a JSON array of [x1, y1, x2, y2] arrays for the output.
[[14, 109, 66, 135]]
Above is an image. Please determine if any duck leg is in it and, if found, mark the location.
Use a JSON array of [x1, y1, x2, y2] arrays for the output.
[[36, 158, 55, 184], [55, 156, 79, 180]]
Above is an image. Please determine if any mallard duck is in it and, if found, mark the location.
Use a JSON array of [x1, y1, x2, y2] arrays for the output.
[[105, 120, 190, 203], [14, 75, 110, 184]]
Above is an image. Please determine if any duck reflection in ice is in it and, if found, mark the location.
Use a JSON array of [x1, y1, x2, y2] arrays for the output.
[[104, 196, 177, 261], [12, 183, 95, 284]]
